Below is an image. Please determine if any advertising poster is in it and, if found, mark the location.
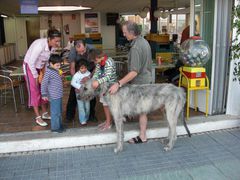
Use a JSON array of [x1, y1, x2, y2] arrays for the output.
[[85, 13, 98, 33]]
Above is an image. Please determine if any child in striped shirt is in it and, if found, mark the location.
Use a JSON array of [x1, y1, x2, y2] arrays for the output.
[[41, 54, 64, 133], [92, 49, 117, 131]]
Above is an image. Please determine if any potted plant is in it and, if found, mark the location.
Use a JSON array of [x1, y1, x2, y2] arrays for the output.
[[226, 1, 240, 115], [232, 3, 240, 83]]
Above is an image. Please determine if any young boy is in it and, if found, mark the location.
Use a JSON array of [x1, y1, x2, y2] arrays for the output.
[[41, 54, 64, 133], [71, 60, 91, 125], [92, 49, 117, 131]]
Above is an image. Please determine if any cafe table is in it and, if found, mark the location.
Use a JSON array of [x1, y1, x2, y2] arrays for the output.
[[152, 63, 175, 83]]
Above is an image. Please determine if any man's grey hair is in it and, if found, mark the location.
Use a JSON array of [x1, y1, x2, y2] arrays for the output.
[[122, 21, 141, 36]]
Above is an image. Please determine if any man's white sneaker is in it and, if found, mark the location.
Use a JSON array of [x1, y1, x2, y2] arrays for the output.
[[42, 112, 51, 120]]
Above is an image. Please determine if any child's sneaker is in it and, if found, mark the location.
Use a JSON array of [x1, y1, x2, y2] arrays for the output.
[[42, 112, 51, 120], [80, 122, 87, 126]]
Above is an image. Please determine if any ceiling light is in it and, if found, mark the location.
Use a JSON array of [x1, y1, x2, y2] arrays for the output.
[[161, 12, 169, 19], [38, 6, 91, 12], [138, 7, 150, 18], [1, 14, 8, 18], [195, 4, 201, 7]]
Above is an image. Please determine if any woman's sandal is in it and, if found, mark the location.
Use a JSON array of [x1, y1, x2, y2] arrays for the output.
[[128, 136, 147, 144], [98, 121, 106, 128], [99, 124, 112, 131], [35, 116, 48, 127]]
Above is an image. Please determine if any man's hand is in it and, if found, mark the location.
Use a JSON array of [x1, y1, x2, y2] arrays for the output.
[[92, 80, 99, 90], [109, 83, 120, 94], [70, 62, 75, 76]]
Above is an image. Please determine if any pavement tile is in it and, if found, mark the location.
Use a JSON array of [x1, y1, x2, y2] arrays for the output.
[[209, 131, 240, 146], [213, 158, 240, 180], [186, 164, 228, 180], [228, 129, 240, 139]]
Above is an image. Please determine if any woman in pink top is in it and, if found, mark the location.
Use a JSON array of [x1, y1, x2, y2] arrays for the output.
[[23, 29, 61, 127]]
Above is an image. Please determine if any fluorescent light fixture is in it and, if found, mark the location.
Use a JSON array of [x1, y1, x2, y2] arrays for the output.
[[195, 4, 201, 7], [38, 6, 91, 11], [1, 14, 7, 18], [177, 7, 186, 10]]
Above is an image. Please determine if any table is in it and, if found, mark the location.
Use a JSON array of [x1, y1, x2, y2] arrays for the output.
[[152, 63, 175, 83], [112, 55, 128, 63], [104, 49, 128, 61]]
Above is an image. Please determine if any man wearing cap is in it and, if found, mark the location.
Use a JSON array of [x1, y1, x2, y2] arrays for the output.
[[65, 40, 97, 123]]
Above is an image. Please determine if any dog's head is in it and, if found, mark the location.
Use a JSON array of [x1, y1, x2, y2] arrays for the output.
[[76, 79, 111, 101], [77, 79, 96, 101]]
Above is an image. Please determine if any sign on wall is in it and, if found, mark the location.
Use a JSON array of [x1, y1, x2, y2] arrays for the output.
[[85, 13, 98, 33], [20, 0, 38, 14]]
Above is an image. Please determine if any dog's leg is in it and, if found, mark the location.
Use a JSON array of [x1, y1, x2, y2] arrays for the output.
[[160, 108, 169, 145], [114, 117, 124, 153], [164, 105, 178, 151]]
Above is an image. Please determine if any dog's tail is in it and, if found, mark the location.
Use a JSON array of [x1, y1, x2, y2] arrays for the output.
[[179, 88, 191, 137], [182, 109, 191, 137]]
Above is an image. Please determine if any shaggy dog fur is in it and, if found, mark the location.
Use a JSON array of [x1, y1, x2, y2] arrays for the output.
[[78, 79, 191, 153]]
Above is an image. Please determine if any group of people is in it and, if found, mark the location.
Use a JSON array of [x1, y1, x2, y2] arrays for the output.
[[23, 21, 153, 144]]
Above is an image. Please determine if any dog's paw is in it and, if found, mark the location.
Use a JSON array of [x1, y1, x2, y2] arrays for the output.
[[160, 139, 169, 145], [114, 148, 118, 154], [114, 147, 123, 154], [163, 145, 172, 152]]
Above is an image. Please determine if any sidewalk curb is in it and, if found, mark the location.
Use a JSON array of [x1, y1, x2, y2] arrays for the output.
[[0, 115, 240, 154]]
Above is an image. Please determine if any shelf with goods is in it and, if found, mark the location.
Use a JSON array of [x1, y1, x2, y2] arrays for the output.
[[73, 33, 102, 49], [145, 33, 175, 59]]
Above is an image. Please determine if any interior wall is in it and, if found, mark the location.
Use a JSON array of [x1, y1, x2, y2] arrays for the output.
[[40, 14, 81, 47], [4, 17, 27, 59], [62, 14, 81, 46], [100, 12, 116, 49], [26, 17, 40, 48]]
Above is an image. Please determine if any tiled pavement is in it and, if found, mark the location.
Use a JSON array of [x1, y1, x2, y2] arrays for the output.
[[0, 128, 240, 180]]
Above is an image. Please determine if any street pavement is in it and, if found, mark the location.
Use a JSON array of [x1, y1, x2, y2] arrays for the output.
[[0, 128, 240, 180]]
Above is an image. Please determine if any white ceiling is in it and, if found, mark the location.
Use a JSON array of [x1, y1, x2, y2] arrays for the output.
[[0, 0, 190, 16]]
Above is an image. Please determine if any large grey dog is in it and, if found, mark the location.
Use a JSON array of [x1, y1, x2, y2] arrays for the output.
[[78, 79, 191, 153]]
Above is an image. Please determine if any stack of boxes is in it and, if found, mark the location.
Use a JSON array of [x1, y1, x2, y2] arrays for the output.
[[73, 33, 102, 49], [86, 33, 102, 49], [145, 33, 174, 60], [73, 33, 86, 40]]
